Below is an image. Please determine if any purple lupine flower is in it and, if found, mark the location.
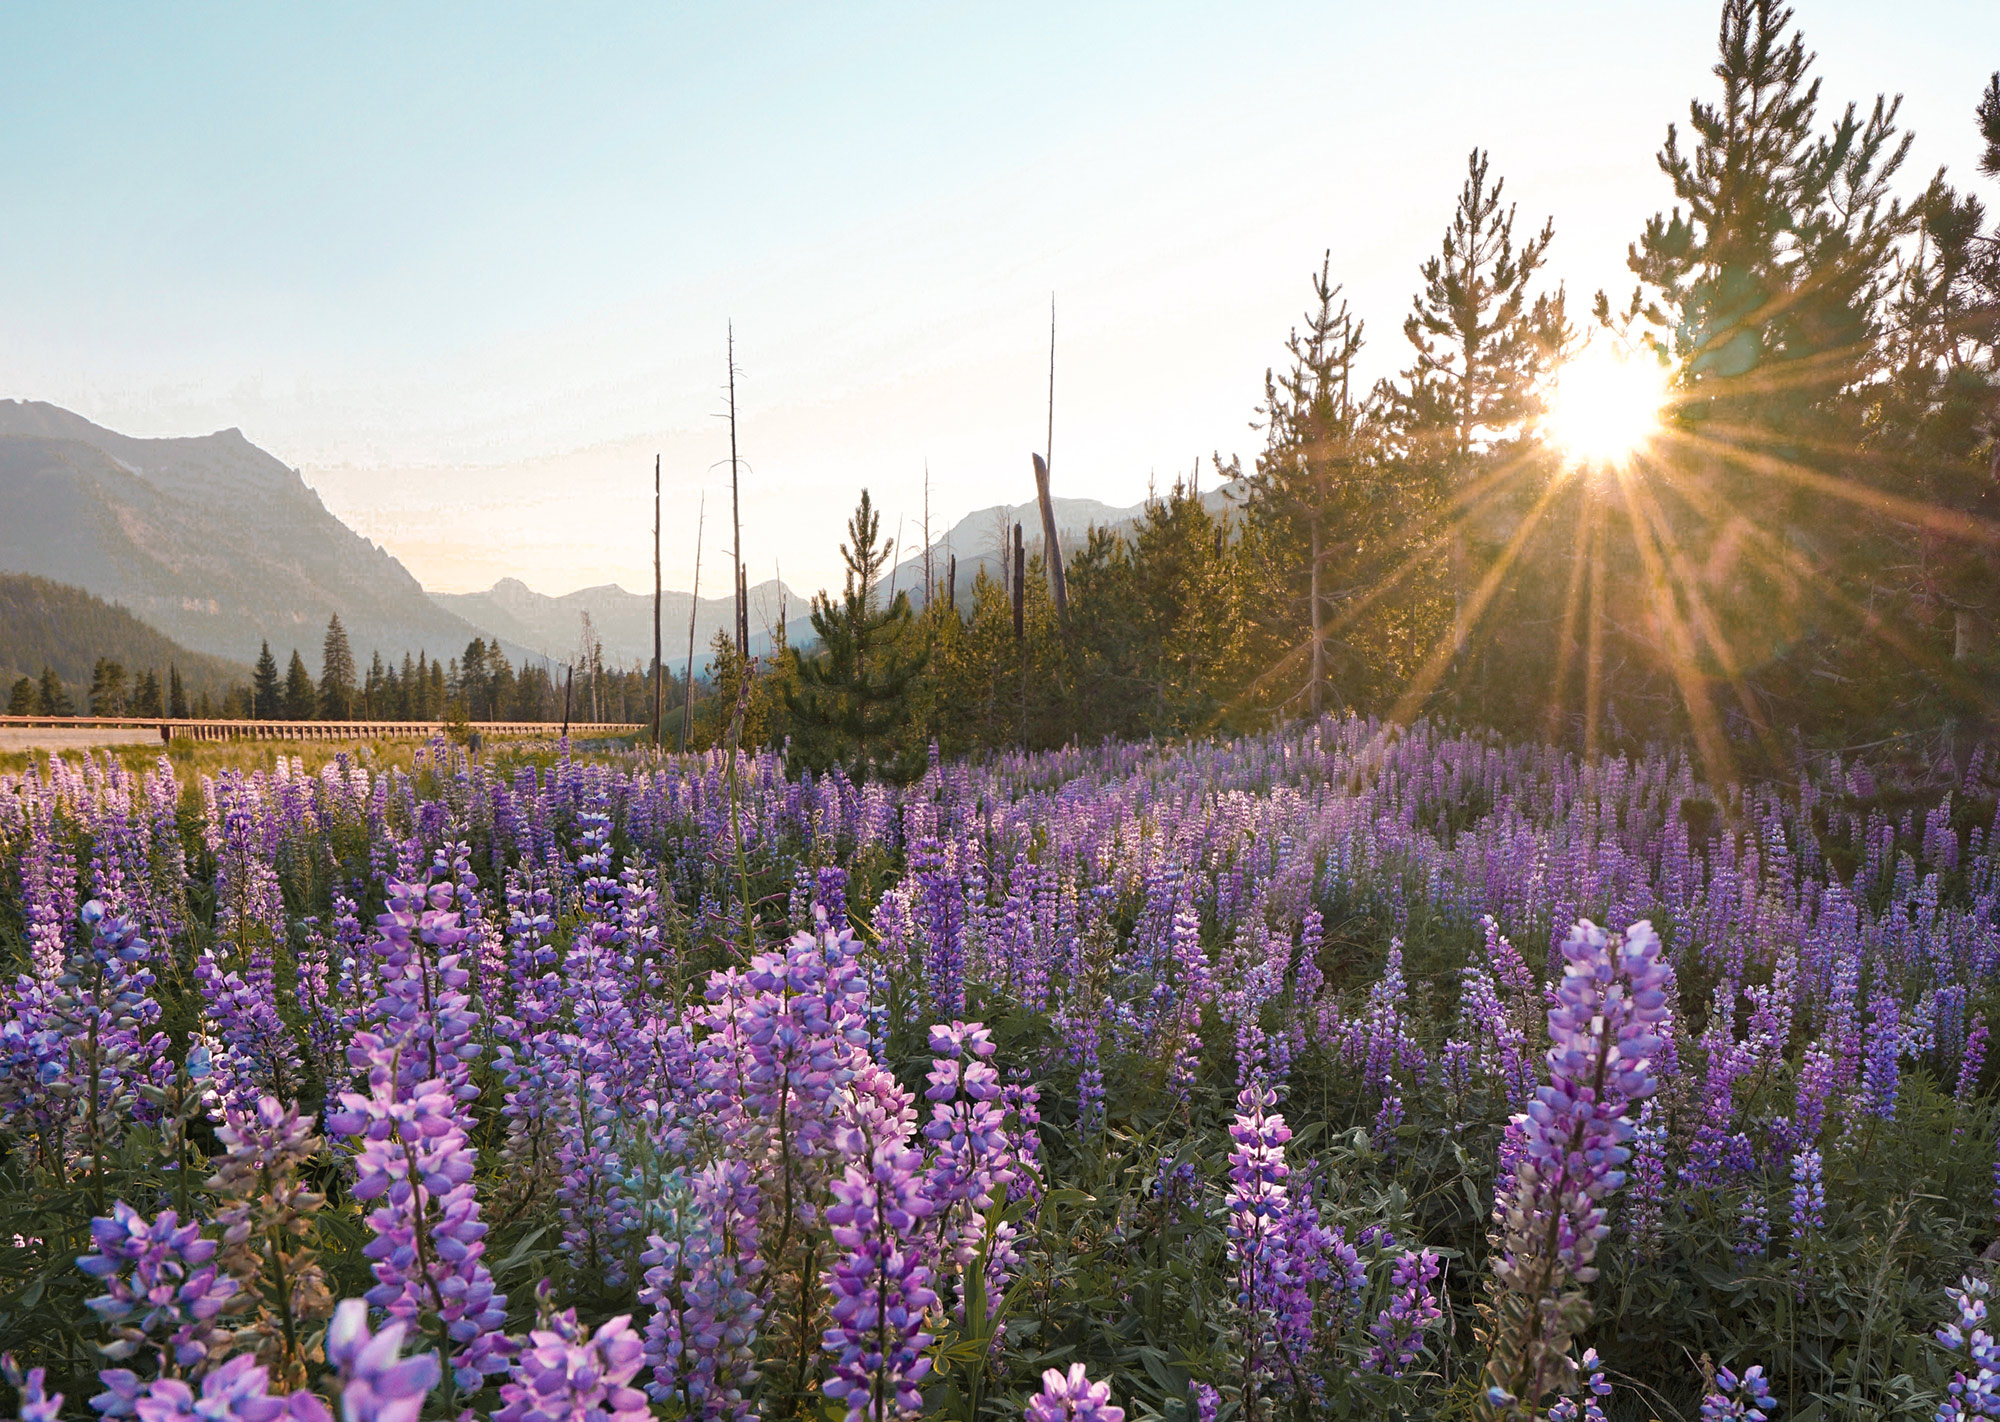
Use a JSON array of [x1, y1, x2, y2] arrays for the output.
[[923, 1021, 1014, 1315], [494, 1307, 651, 1422], [639, 1160, 764, 1419], [208, 1097, 333, 1388], [1362, 1249, 1443, 1377], [820, 1131, 938, 1422], [1545, 1349, 1612, 1422], [46, 902, 166, 1176], [1863, 990, 1900, 1121], [1700, 1364, 1775, 1422], [910, 837, 967, 1019], [1788, 1150, 1824, 1238], [1624, 1100, 1667, 1254], [550, 916, 641, 1288], [1223, 1082, 1291, 1399], [1026, 1365, 1124, 1422], [326, 1033, 509, 1396], [2, 1355, 62, 1422], [1485, 920, 1670, 1419], [79, 1202, 242, 1408], [323, 1298, 443, 1422], [1264, 1185, 1334, 1364], [1734, 1191, 1769, 1262], [1958, 1019, 1989, 1135], [114, 1353, 330, 1422], [1187, 1382, 1219, 1422], [1790, 1044, 1836, 1148], [1937, 1275, 2000, 1422]]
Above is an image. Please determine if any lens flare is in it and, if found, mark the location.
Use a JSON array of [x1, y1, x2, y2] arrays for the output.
[[1546, 342, 1669, 467]]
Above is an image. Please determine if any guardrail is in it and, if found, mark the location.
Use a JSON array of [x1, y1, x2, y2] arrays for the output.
[[0, 716, 643, 744]]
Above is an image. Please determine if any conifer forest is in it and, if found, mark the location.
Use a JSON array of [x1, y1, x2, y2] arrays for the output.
[[6, 4, 2000, 1422]]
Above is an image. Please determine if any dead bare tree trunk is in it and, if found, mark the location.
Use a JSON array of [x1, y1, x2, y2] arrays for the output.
[[1012, 523, 1025, 640], [1032, 454, 1068, 626], [681, 495, 704, 753], [652, 454, 662, 749], [728, 324, 746, 658], [1309, 514, 1324, 718]]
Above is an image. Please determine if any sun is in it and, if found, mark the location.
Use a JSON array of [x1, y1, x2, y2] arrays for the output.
[[1545, 339, 1670, 467]]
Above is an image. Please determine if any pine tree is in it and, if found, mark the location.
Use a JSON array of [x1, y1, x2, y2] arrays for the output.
[[1606, 0, 1928, 755], [1402, 150, 1566, 472], [1397, 148, 1568, 661], [319, 615, 356, 720], [6, 677, 34, 715], [252, 642, 281, 719], [37, 666, 71, 716], [88, 658, 128, 716], [364, 652, 386, 717], [460, 639, 492, 721], [168, 664, 188, 719], [283, 650, 317, 720], [1872, 71, 2000, 663], [784, 489, 930, 782], [130, 670, 163, 718], [1240, 257, 1418, 718]]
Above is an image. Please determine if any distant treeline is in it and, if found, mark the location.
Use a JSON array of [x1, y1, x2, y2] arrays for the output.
[[5, 599, 679, 728]]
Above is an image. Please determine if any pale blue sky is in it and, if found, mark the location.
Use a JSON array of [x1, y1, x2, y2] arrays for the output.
[[3, 3, 1994, 595]]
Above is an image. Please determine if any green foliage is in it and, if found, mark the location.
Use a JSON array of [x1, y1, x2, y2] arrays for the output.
[[282, 649, 317, 720], [87, 657, 127, 717], [0, 573, 251, 705], [252, 643, 281, 719], [786, 490, 931, 782], [319, 616, 356, 721]]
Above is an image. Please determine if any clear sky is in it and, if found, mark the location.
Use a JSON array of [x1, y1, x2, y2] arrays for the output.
[[3, 3, 1994, 597]]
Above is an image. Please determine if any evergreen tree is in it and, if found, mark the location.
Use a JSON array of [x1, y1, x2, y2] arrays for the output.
[[1870, 71, 2000, 666], [364, 652, 387, 717], [1396, 148, 1568, 678], [252, 641, 282, 719], [130, 669, 163, 718], [282, 650, 317, 720], [37, 666, 71, 716], [167, 664, 187, 719], [1605, 0, 1929, 757], [319, 615, 356, 720], [1239, 258, 1424, 718], [88, 658, 128, 716], [784, 490, 930, 782], [461, 639, 489, 720], [1401, 150, 1566, 475], [6, 677, 34, 715]]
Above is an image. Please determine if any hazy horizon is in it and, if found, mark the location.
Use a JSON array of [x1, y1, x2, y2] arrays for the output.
[[4, 1, 1993, 597]]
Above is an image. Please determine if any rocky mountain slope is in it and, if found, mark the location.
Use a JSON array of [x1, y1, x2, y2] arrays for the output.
[[0, 401, 510, 667]]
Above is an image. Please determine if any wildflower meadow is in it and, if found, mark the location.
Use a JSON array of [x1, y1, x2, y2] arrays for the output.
[[1, 720, 1998, 1422]]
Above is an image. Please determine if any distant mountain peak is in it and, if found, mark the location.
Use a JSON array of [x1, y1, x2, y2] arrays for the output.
[[0, 402, 517, 666]]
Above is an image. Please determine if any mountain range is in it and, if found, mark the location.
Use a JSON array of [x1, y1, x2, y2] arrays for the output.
[[433, 576, 800, 672], [0, 400, 1241, 679], [436, 485, 1243, 667], [0, 401, 511, 669]]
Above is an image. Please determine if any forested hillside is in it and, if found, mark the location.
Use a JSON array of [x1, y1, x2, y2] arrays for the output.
[[0, 573, 250, 710]]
